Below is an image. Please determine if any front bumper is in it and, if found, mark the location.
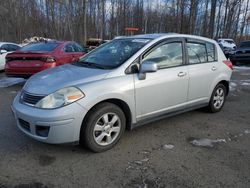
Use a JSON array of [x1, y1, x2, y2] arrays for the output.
[[230, 54, 250, 63], [12, 93, 88, 144]]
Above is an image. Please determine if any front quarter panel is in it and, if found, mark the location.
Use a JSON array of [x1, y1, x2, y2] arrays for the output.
[[76, 74, 136, 124]]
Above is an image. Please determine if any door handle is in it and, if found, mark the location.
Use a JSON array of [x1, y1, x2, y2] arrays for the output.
[[178, 72, 187, 77], [211, 66, 217, 71]]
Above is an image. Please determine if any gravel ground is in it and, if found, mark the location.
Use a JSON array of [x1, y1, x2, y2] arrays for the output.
[[0, 66, 250, 188]]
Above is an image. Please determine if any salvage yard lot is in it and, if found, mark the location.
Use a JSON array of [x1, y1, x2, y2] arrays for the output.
[[0, 66, 250, 188]]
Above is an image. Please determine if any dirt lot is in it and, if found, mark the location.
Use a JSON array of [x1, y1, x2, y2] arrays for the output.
[[0, 66, 250, 188]]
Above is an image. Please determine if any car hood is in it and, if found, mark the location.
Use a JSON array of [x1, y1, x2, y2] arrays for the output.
[[23, 64, 111, 95]]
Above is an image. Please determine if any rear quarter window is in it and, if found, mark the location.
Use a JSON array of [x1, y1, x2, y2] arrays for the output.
[[187, 40, 217, 64], [20, 42, 59, 52], [206, 43, 217, 62], [8, 44, 20, 51], [187, 43, 207, 64]]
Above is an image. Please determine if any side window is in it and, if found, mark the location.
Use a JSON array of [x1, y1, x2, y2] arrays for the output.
[[1, 44, 10, 51], [8, 44, 20, 51], [143, 42, 183, 69], [206, 43, 216, 62], [73, 43, 84, 52], [187, 43, 207, 64], [64, 44, 75, 52]]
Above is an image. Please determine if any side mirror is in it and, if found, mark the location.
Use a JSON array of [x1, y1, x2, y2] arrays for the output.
[[139, 60, 157, 80], [0, 49, 7, 54]]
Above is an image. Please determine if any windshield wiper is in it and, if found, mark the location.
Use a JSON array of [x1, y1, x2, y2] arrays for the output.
[[74, 61, 107, 69]]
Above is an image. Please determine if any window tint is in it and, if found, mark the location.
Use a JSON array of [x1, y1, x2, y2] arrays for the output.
[[187, 43, 207, 64], [225, 40, 234, 44], [64, 43, 75, 52], [239, 41, 250, 48], [1, 44, 10, 51], [206, 43, 216, 62], [78, 38, 151, 69], [143, 42, 183, 69], [20, 42, 59, 52], [72, 43, 83, 52], [8, 44, 20, 51]]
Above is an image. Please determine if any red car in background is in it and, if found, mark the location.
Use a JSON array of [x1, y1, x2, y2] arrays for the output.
[[5, 41, 86, 77]]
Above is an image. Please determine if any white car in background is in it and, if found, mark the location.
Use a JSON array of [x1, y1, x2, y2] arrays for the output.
[[218, 39, 236, 50], [218, 39, 237, 59], [0, 42, 21, 70]]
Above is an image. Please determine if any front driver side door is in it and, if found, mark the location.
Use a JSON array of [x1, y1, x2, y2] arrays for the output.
[[134, 39, 189, 121]]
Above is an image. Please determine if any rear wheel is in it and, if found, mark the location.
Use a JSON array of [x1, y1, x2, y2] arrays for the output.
[[207, 84, 227, 113], [80, 102, 126, 152]]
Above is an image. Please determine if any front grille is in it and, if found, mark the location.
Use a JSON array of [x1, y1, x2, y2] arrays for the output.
[[21, 91, 44, 106], [19, 118, 30, 132], [236, 50, 250, 54]]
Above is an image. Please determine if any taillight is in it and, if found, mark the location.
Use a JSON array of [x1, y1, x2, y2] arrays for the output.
[[223, 60, 233, 70]]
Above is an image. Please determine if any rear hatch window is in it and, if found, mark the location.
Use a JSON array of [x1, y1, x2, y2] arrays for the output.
[[20, 42, 59, 52]]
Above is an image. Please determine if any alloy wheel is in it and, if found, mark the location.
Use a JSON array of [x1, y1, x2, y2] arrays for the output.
[[93, 113, 121, 146]]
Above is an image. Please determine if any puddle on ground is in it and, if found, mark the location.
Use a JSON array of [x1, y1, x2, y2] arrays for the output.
[[244, 130, 250, 134], [0, 77, 26, 88], [229, 82, 237, 91], [241, 82, 250, 86], [240, 80, 250, 86], [189, 138, 226, 148]]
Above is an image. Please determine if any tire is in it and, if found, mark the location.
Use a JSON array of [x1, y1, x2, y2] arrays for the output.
[[80, 102, 126, 152], [207, 83, 227, 113]]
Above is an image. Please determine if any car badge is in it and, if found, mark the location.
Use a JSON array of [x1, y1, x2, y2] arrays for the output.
[[23, 57, 26, 60], [242, 50, 246, 54]]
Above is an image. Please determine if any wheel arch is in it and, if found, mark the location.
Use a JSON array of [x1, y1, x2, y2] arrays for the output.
[[217, 80, 229, 96], [80, 98, 133, 138]]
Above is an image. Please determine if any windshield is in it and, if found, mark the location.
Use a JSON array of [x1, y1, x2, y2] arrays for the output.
[[239, 41, 250, 48], [225, 40, 234, 44], [78, 38, 151, 69], [20, 42, 59, 52]]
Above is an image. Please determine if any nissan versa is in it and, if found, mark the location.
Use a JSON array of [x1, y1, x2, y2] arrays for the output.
[[12, 34, 233, 152]]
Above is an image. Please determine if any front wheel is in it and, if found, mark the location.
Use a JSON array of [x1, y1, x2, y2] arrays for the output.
[[207, 84, 227, 113], [80, 102, 126, 152]]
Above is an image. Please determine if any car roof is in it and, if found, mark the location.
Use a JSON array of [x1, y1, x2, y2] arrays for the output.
[[115, 33, 217, 44], [0, 42, 20, 46], [218, 38, 234, 41], [115, 33, 176, 39]]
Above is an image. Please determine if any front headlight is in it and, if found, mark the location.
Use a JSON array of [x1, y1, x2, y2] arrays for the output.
[[35, 87, 85, 109]]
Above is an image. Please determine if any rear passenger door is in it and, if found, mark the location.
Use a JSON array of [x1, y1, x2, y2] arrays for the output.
[[185, 39, 218, 105]]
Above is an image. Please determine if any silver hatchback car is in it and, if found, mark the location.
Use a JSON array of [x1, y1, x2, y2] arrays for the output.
[[12, 34, 233, 152]]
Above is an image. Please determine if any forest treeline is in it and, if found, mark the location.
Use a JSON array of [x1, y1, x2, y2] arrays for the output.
[[0, 0, 249, 44]]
